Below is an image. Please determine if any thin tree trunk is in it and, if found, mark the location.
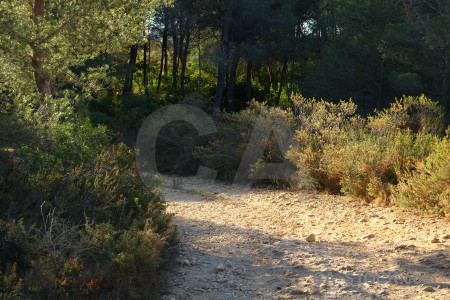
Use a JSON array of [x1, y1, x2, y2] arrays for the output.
[[123, 44, 138, 94], [197, 31, 202, 93], [268, 65, 274, 89], [164, 45, 169, 75], [31, 0, 52, 97], [172, 32, 179, 90], [246, 58, 253, 102], [442, 57, 449, 114], [180, 33, 190, 90], [178, 26, 185, 70], [157, 26, 168, 91], [226, 53, 239, 112], [378, 59, 384, 108], [214, 6, 232, 110], [180, 18, 191, 90], [276, 58, 288, 106], [143, 42, 148, 93]]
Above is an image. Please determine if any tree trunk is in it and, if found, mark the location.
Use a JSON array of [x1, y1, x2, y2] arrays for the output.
[[178, 28, 185, 70], [377, 59, 384, 109], [31, 48, 52, 97], [268, 65, 274, 90], [180, 18, 191, 90], [276, 58, 288, 106], [442, 57, 449, 114], [157, 26, 168, 91], [180, 33, 190, 90], [122, 44, 138, 95], [143, 42, 148, 93], [172, 33, 179, 90], [226, 53, 239, 112], [31, 0, 52, 97], [246, 58, 253, 102], [197, 31, 202, 93], [214, 6, 232, 110]]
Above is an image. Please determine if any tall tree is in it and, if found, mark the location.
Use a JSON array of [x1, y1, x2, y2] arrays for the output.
[[0, 0, 156, 100], [123, 44, 139, 94], [213, 1, 232, 110]]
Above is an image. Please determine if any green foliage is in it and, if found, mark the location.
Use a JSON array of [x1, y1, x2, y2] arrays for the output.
[[368, 95, 444, 136], [287, 94, 444, 205], [0, 262, 23, 299], [287, 94, 362, 191], [393, 135, 450, 217], [197, 100, 296, 186], [0, 96, 172, 298]]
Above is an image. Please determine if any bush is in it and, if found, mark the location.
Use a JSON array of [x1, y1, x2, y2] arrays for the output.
[[287, 95, 362, 191], [393, 135, 450, 217], [0, 97, 173, 298], [287, 94, 443, 203], [196, 100, 296, 186], [319, 131, 437, 203], [368, 95, 444, 136]]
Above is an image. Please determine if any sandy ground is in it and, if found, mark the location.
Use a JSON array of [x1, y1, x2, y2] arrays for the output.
[[160, 176, 449, 300]]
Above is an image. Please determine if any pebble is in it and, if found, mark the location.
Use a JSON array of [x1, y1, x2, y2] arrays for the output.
[[217, 263, 225, 272], [361, 234, 375, 239], [430, 238, 440, 243], [441, 234, 450, 240], [306, 234, 316, 242], [422, 286, 435, 292], [359, 218, 368, 223], [339, 265, 355, 271], [183, 259, 191, 266]]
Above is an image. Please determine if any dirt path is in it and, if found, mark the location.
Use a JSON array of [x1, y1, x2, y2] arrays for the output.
[[160, 176, 449, 300]]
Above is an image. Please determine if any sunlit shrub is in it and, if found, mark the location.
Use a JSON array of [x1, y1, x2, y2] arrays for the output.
[[319, 131, 437, 203], [368, 95, 444, 136], [287, 95, 362, 191], [287, 94, 441, 203], [393, 135, 450, 217]]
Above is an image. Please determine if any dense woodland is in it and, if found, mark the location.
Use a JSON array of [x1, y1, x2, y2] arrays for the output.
[[0, 0, 449, 298]]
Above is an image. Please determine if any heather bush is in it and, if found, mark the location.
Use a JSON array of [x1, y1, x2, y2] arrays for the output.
[[368, 95, 444, 136], [287, 94, 443, 204], [319, 131, 438, 203], [196, 100, 296, 186], [0, 97, 173, 298], [393, 134, 450, 217], [287, 95, 362, 191]]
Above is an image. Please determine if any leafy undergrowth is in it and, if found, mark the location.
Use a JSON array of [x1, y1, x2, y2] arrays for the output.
[[196, 95, 449, 217], [0, 98, 174, 298], [286, 94, 449, 216]]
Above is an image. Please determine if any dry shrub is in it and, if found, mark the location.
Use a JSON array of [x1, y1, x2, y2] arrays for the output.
[[393, 134, 450, 217], [287, 94, 443, 204]]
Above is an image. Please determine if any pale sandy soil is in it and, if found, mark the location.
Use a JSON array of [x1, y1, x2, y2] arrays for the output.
[[160, 176, 449, 300]]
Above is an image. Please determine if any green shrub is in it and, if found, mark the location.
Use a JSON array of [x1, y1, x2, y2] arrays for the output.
[[0, 96, 173, 298], [287, 95, 362, 191], [393, 135, 450, 217], [368, 95, 444, 136], [0, 144, 172, 298], [197, 100, 296, 186], [319, 131, 437, 203], [287, 94, 441, 203]]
